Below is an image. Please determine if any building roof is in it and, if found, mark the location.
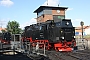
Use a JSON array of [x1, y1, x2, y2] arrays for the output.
[[0, 28, 6, 33], [75, 26, 90, 33], [75, 26, 90, 30], [0, 28, 6, 31], [34, 6, 68, 13]]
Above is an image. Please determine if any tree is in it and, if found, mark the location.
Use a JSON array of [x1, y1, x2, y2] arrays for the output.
[[7, 20, 22, 34], [1, 29, 6, 33]]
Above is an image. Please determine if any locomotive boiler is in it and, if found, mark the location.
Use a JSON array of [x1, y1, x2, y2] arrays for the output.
[[22, 19, 77, 51]]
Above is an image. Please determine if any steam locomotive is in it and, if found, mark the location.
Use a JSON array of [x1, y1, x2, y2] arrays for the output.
[[0, 32, 11, 49], [0, 32, 11, 44], [22, 19, 77, 51]]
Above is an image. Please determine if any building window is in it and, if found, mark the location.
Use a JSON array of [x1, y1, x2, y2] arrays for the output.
[[38, 11, 44, 17], [37, 8, 52, 17], [43, 8, 52, 15], [58, 16, 65, 19], [53, 15, 65, 20]]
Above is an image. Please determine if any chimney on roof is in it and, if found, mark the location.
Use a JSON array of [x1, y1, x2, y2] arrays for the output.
[[47, 0, 48, 5], [58, 2, 60, 7]]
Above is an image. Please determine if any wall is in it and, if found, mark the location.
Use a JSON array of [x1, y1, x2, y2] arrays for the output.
[[85, 27, 90, 35], [37, 9, 66, 23]]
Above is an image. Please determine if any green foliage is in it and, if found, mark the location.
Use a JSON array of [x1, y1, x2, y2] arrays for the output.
[[7, 20, 22, 34], [1, 29, 6, 33]]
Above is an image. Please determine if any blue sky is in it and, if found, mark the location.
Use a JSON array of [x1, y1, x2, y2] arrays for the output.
[[0, 0, 90, 29]]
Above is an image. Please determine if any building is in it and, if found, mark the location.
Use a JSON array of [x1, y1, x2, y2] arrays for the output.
[[75, 26, 90, 35], [85, 26, 90, 35], [0, 28, 6, 33], [34, 6, 68, 23]]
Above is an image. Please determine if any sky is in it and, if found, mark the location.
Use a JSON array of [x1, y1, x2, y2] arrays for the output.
[[0, 0, 90, 29]]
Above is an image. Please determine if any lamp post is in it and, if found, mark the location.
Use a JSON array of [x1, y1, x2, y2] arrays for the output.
[[80, 21, 85, 49], [80, 21, 84, 40]]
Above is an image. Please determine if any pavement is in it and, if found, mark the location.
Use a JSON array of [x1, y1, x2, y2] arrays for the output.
[[0, 51, 33, 60], [0, 50, 50, 60]]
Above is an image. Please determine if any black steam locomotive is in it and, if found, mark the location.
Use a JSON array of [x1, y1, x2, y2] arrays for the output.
[[22, 19, 76, 51], [0, 32, 11, 44]]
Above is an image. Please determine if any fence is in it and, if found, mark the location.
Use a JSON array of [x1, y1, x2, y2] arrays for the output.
[[21, 41, 46, 56], [76, 38, 89, 50]]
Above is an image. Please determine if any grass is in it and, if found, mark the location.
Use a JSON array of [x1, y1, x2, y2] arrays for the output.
[[76, 35, 90, 40], [84, 35, 90, 40]]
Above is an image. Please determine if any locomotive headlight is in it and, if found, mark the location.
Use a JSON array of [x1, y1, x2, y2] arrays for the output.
[[72, 48, 74, 50], [61, 37, 64, 39], [66, 22, 69, 25], [36, 38, 38, 39], [61, 31, 63, 33], [74, 36, 75, 38]]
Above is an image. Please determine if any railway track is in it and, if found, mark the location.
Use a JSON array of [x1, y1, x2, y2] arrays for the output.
[[45, 50, 77, 60], [46, 50, 90, 60], [46, 51, 65, 60], [63, 50, 90, 60], [75, 50, 90, 54], [70, 51, 90, 60]]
